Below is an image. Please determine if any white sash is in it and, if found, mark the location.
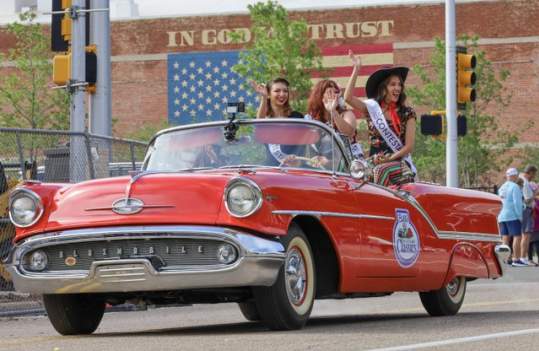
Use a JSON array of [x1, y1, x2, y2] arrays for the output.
[[364, 99, 417, 176]]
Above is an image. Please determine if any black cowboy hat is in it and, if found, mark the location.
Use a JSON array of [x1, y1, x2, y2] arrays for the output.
[[365, 66, 409, 99]]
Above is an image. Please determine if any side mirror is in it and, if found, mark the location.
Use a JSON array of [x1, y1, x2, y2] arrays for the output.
[[350, 159, 372, 181]]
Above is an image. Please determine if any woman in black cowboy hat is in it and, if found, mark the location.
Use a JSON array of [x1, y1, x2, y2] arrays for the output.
[[344, 50, 417, 186]]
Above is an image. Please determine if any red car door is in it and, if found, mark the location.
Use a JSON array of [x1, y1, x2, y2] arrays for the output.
[[352, 183, 422, 282]]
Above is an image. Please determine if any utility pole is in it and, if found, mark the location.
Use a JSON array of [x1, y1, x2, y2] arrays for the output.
[[70, 0, 88, 183], [89, 0, 112, 176], [445, 0, 458, 188], [89, 0, 112, 138]]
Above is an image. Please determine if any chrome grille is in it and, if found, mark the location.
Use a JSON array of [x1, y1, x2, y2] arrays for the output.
[[23, 238, 236, 272]]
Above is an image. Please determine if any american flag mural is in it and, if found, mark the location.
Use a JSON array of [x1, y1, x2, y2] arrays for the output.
[[167, 51, 258, 125], [167, 44, 393, 125]]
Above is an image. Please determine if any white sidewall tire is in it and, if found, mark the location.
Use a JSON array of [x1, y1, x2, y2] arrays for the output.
[[419, 276, 467, 316], [446, 277, 466, 305], [286, 236, 315, 316], [253, 225, 316, 330]]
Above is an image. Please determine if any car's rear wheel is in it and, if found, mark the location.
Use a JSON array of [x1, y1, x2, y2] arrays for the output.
[[238, 300, 261, 321], [43, 294, 105, 335], [253, 224, 315, 330], [419, 276, 466, 316]]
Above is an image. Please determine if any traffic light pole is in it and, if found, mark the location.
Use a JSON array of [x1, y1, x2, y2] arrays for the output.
[[89, 0, 111, 138], [89, 0, 112, 176], [445, 0, 459, 188], [70, 0, 88, 183]]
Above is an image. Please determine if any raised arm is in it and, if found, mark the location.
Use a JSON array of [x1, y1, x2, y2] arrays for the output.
[[344, 50, 367, 115], [324, 89, 357, 137], [250, 81, 269, 118]]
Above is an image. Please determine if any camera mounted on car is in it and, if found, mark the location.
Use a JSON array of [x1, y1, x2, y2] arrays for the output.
[[224, 102, 245, 141]]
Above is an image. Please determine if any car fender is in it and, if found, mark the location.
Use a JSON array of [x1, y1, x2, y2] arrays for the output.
[[443, 242, 489, 286]]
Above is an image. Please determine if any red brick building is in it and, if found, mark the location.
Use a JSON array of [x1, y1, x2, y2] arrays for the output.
[[1, 0, 538, 144]]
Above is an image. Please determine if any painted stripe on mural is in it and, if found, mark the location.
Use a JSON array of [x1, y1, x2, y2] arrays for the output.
[[316, 43, 394, 97]]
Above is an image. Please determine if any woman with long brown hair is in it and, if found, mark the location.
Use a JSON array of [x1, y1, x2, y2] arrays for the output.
[[251, 78, 303, 119], [306, 79, 362, 159], [250, 78, 304, 166], [344, 50, 417, 186]]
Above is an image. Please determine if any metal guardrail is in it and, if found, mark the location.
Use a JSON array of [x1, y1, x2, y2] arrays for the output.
[[0, 127, 148, 316]]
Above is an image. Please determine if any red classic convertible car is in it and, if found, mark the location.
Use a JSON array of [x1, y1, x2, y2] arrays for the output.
[[6, 118, 509, 335]]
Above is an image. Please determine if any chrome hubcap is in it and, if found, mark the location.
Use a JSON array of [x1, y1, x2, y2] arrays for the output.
[[446, 278, 461, 298], [285, 248, 307, 305]]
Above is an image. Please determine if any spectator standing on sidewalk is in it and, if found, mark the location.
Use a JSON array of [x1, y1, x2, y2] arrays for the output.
[[519, 165, 538, 266], [498, 167, 526, 267], [528, 182, 539, 264]]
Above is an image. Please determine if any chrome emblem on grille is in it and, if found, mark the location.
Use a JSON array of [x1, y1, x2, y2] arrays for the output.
[[65, 256, 77, 266], [112, 198, 144, 215]]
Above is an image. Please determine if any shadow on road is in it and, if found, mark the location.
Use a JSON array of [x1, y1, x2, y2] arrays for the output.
[[93, 309, 539, 338]]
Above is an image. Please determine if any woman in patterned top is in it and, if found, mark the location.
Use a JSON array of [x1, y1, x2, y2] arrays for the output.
[[344, 50, 417, 187]]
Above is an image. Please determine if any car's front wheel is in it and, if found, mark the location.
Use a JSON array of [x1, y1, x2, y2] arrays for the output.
[[419, 276, 466, 316], [43, 294, 106, 335], [253, 224, 315, 330]]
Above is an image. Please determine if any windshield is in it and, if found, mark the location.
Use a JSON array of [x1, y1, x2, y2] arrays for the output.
[[143, 120, 348, 173]]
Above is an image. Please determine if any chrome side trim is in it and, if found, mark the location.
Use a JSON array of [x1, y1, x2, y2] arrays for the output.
[[272, 210, 394, 221], [7, 225, 286, 294], [367, 183, 501, 242], [438, 231, 502, 243]]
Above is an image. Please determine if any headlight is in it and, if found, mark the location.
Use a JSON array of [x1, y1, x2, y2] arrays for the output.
[[26, 250, 48, 271], [224, 178, 263, 218], [216, 243, 238, 264], [9, 189, 44, 228]]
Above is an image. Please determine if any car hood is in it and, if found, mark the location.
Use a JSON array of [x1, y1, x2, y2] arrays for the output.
[[44, 173, 230, 232]]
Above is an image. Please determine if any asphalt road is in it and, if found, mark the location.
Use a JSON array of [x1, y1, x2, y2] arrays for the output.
[[1, 268, 539, 351]]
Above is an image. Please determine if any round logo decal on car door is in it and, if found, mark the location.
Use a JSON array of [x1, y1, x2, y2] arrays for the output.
[[393, 208, 420, 268]]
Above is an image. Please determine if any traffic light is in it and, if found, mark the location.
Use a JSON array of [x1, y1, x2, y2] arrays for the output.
[[420, 114, 443, 136], [52, 46, 97, 89], [51, 0, 90, 51], [85, 45, 97, 93], [420, 112, 467, 138], [52, 52, 71, 85], [457, 46, 476, 109], [51, 0, 96, 91], [51, 0, 71, 52], [457, 115, 467, 137]]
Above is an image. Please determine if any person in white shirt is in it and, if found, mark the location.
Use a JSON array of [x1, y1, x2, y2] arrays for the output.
[[498, 168, 526, 266]]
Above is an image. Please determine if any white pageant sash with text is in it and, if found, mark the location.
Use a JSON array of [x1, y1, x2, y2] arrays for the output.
[[364, 99, 417, 175]]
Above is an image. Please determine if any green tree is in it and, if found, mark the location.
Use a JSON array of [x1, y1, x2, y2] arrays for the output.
[[407, 36, 522, 187], [0, 11, 69, 130], [121, 119, 170, 143], [231, 1, 323, 114]]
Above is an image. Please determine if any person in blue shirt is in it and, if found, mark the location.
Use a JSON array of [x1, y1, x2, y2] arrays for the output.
[[498, 167, 525, 266]]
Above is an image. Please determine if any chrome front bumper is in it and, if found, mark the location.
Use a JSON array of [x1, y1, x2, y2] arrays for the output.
[[7, 225, 286, 294]]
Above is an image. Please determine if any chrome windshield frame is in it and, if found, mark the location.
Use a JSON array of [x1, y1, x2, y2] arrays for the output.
[[143, 118, 352, 176]]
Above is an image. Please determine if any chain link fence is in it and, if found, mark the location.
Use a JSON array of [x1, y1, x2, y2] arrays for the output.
[[0, 127, 148, 316]]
